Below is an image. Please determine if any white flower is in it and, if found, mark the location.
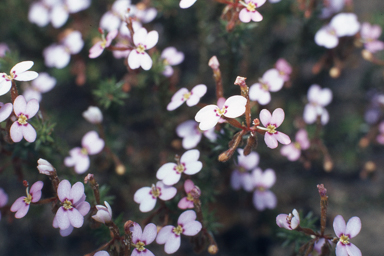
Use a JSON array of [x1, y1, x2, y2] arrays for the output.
[[92, 201, 112, 224], [37, 158, 55, 175], [127, 28, 158, 70], [82, 106, 103, 124], [0, 61, 38, 96], [303, 84, 332, 125], [167, 84, 207, 111]]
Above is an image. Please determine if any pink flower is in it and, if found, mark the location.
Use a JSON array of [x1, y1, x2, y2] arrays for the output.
[[23, 72, 56, 102], [178, 179, 197, 209], [161, 47, 185, 77], [167, 84, 207, 111], [10, 95, 39, 143], [239, 0, 266, 23], [249, 69, 284, 105], [303, 84, 332, 125], [250, 168, 277, 211], [53, 180, 90, 234], [258, 108, 291, 149], [128, 28, 158, 70], [0, 102, 13, 122], [131, 222, 157, 256], [0, 188, 8, 220], [276, 209, 300, 230], [89, 30, 118, 59], [195, 95, 247, 130], [376, 121, 384, 144], [37, 158, 56, 175], [0, 61, 38, 96], [134, 181, 177, 212], [179, 0, 197, 8], [0, 43, 9, 57], [82, 106, 103, 124], [231, 149, 259, 191], [333, 215, 362, 256], [176, 120, 216, 149], [156, 210, 202, 254], [92, 201, 112, 224], [280, 129, 310, 161], [64, 131, 105, 174], [275, 58, 292, 82], [10, 181, 43, 219], [360, 22, 384, 53], [94, 251, 109, 256], [156, 149, 203, 186]]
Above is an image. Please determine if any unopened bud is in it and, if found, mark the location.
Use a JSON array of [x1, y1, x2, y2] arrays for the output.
[[329, 67, 340, 78], [84, 173, 95, 184], [98, 27, 104, 34], [208, 245, 219, 254], [234, 76, 248, 93], [208, 56, 220, 69], [317, 184, 327, 198], [124, 220, 134, 234], [243, 135, 257, 156], [23, 180, 29, 187], [362, 49, 373, 61], [116, 164, 126, 175], [190, 186, 201, 199]]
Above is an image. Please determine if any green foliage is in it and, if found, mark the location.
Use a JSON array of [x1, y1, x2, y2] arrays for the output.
[[93, 78, 129, 109], [30, 112, 56, 151]]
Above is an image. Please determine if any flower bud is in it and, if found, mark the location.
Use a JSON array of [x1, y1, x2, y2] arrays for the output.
[[276, 209, 300, 230], [208, 56, 219, 70], [92, 201, 112, 224], [124, 220, 134, 234], [37, 158, 55, 175], [82, 106, 103, 124], [190, 186, 201, 199]]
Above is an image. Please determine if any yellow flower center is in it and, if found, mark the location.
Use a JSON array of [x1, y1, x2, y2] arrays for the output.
[[183, 92, 191, 101], [23, 193, 32, 205], [339, 234, 350, 245], [173, 225, 183, 235], [81, 148, 88, 155], [163, 59, 170, 66], [175, 164, 185, 174], [100, 39, 107, 49], [257, 186, 266, 192], [151, 185, 160, 198], [136, 44, 146, 54], [135, 241, 146, 251], [18, 114, 28, 125], [246, 2, 256, 12], [215, 106, 227, 116], [267, 124, 277, 134], [63, 199, 73, 210], [261, 82, 269, 91], [187, 193, 194, 202], [294, 142, 301, 149]]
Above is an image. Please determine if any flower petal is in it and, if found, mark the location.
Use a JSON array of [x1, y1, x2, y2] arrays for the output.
[[275, 132, 291, 145], [131, 222, 143, 243], [178, 210, 197, 225], [156, 163, 177, 180], [0, 80, 12, 96], [25, 98, 39, 118], [223, 96, 247, 118], [10, 122, 23, 143], [57, 180, 71, 202], [128, 51, 141, 70], [195, 105, 221, 130], [345, 216, 361, 238], [142, 223, 157, 245], [270, 108, 285, 127], [140, 52, 153, 71], [259, 109, 271, 127], [333, 215, 346, 237], [13, 95, 27, 116], [68, 208, 84, 228], [346, 243, 362, 256], [0, 102, 13, 122], [14, 71, 38, 82], [264, 133, 278, 149], [156, 225, 173, 244], [144, 30, 159, 50], [182, 220, 202, 236], [56, 207, 70, 230], [69, 182, 85, 203], [11, 61, 34, 74]]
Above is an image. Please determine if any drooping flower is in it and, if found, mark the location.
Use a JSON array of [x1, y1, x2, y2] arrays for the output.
[[10, 95, 39, 143], [303, 84, 332, 125], [315, 13, 360, 49], [239, 0, 266, 23], [167, 84, 207, 111], [156, 149, 203, 186], [333, 215, 362, 256], [23, 72, 56, 102], [10, 181, 43, 219], [0, 188, 8, 221], [37, 158, 56, 175], [275, 58, 292, 82], [249, 69, 284, 105], [276, 209, 300, 230], [0, 61, 39, 96], [92, 201, 113, 224], [0, 102, 13, 122], [89, 30, 118, 59], [258, 108, 291, 149], [280, 129, 310, 161], [250, 168, 277, 211], [231, 149, 259, 191], [134, 181, 177, 212], [130, 222, 157, 256], [127, 28, 158, 70], [360, 22, 384, 53], [195, 95, 247, 130], [178, 179, 197, 209], [161, 47, 185, 77], [64, 131, 105, 174], [156, 210, 202, 254], [176, 120, 216, 149], [53, 180, 90, 235], [179, 0, 197, 9], [82, 106, 103, 124]]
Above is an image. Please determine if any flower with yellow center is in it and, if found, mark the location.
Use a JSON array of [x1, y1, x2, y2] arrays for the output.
[[63, 199, 73, 210], [17, 114, 28, 125], [136, 44, 146, 54], [173, 225, 184, 235], [246, 2, 256, 12]]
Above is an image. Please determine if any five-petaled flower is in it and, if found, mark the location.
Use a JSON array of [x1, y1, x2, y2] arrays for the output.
[[156, 210, 202, 254], [195, 95, 247, 130], [239, 0, 266, 23], [0, 61, 39, 96], [10, 95, 39, 143], [249, 69, 284, 105], [167, 84, 207, 111], [333, 215, 362, 256], [276, 209, 300, 230], [258, 108, 291, 149], [89, 29, 118, 59], [128, 27, 159, 70], [92, 201, 113, 224], [130, 222, 157, 256], [134, 181, 177, 212], [11, 181, 43, 219], [156, 149, 203, 186]]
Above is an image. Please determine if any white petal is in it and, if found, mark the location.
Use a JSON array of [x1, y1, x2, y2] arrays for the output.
[[224, 96, 247, 118], [139, 52, 153, 70], [128, 51, 141, 70], [145, 31, 159, 50], [11, 61, 34, 74]]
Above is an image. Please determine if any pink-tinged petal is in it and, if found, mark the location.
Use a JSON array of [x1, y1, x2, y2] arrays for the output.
[[106, 30, 118, 46], [68, 208, 84, 228], [164, 235, 181, 254], [56, 207, 70, 230], [163, 65, 174, 77], [264, 133, 278, 149], [270, 108, 285, 127], [15, 204, 30, 219], [21, 124, 37, 143], [30, 181, 44, 202], [242, 173, 254, 192], [145, 31, 159, 50], [178, 197, 194, 209], [239, 9, 252, 23], [181, 149, 200, 163], [156, 163, 177, 180], [191, 84, 207, 97], [89, 42, 104, 59], [183, 220, 202, 236], [140, 52, 153, 71], [261, 169, 276, 188], [59, 225, 74, 237], [257, 90, 271, 105], [195, 105, 221, 130], [183, 161, 203, 175], [335, 242, 348, 256], [276, 58, 292, 77], [170, 87, 189, 102], [254, 0, 267, 6], [10, 197, 26, 212], [251, 11, 263, 22], [224, 95, 247, 118], [77, 201, 90, 216], [134, 187, 152, 204], [281, 144, 301, 161], [131, 222, 143, 243], [259, 109, 271, 127], [262, 69, 283, 92], [128, 51, 141, 70], [345, 217, 361, 238], [13, 95, 27, 116], [82, 131, 104, 155], [133, 28, 148, 45], [11, 61, 34, 75], [303, 104, 317, 124], [346, 243, 362, 256], [275, 132, 291, 145], [178, 210, 197, 225], [0, 102, 13, 122], [237, 149, 259, 170], [25, 98, 39, 118], [69, 182, 85, 203], [94, 251, 109, 256], [162, 172, 181, 186], [140, 198, 157, 213], [184, 179, 195, 192], [158, 186, 177, 201], [156, 225, 174, 244], [179, 0, 197, 8], [74, 155, 90, 174], [365, 41, 384, 53], [276, 214, 290, 229], [0, 80, 12, 96], [296, 129, 310, 149], [254, 190, 276, 210], [142, 223, 157, 245], [333, 215, 346, 237], [10, 122, 23, 143], [57, 180, 71, 202]]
